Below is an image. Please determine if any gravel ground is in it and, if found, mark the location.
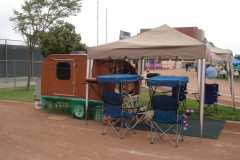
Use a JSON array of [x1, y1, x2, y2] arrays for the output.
[[0, 101, 240, 160]]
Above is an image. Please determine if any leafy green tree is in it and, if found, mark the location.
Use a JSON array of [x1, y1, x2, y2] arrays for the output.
[[10, 0, 82, 89], [39, 22, 86, 57]]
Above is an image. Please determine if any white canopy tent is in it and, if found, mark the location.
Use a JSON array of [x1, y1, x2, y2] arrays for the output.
[[88, 25, 206, 60], [86, 24, 207, 137]]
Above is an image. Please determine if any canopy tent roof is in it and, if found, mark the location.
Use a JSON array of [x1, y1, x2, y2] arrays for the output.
[[206, 42, 233, 62], [88, 25, 206, 60]]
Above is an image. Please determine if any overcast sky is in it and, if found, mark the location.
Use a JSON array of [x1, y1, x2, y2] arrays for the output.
[[0, 0, 239, 54]]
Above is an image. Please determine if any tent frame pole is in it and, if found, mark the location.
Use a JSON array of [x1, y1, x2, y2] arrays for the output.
[[227, 60, 236, 108], [141, 58, 145, 75], [200, 59, 206, 138], [137, 58, 142, 75], [197, 59, 201, 91], [85, 58, 91, 122]]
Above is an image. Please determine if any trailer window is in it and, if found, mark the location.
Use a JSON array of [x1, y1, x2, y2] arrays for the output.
[[56, 62, 71, 80]]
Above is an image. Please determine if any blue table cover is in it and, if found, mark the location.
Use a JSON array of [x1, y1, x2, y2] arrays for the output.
[[147, 76, 188, 87], [96, 74, 141, 84]]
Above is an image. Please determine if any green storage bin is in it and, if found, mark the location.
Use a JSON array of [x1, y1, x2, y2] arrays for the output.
[[93, 106, 103, 122]]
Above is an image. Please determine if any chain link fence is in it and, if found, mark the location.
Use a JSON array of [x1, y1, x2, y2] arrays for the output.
[[0, 39, 43, 88]]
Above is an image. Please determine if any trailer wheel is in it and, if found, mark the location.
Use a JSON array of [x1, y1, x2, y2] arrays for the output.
[[72, 104, 85, 119]]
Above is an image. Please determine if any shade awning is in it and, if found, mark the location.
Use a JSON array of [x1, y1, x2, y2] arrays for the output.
[[88, 25, 206, 60]]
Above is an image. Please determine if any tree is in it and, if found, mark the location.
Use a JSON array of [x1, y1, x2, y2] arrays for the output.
[[10, 0, 82, 89], [39, 22, 86, 57]]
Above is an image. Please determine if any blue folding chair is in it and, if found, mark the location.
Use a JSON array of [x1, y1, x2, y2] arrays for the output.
[[150, 95, 184, 147], [101, 91, 136, 138], [193, 83, 220, 112], [146, 76, 188, 147], [205, 83, 219, 111], [97, 74, 142, 138]]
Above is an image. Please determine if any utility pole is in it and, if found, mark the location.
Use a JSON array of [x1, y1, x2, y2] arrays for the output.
[[105, 8, 108, 43], [97, 0, 99, 46]]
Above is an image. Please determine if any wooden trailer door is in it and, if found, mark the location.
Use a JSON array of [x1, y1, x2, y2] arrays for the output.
[[53, 59, 76, 96]]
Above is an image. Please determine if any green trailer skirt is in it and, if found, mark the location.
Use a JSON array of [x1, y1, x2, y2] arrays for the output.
[[41, 96, 103, 119]]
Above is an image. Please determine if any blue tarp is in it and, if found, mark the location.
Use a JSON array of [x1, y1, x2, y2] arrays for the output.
[[147, 76, 189, 87], [233, 58, 240, 65], [96, 74, 141, 84]]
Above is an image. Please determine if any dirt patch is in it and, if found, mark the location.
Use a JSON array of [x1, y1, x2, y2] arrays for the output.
[[47, 115, 68, 121], [0, 101, 240, 160]]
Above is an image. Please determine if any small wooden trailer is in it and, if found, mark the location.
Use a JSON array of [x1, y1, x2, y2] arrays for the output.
[[40, 53, 139, 119]]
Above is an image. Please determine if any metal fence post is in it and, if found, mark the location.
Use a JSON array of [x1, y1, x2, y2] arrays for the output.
[[5, 39, 8, 83], [0, 39, 43, 88], [32, 52, 34, 77], [14, 60, 17, 88]]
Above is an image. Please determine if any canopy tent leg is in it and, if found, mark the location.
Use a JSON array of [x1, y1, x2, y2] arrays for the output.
[[197, 59, 201, 91], [137, 58, 142, 75], [227, 61, 236, 108], [141, 58, 145, 75], [85, 58, 91, 122], [199, 59, 206, 138]]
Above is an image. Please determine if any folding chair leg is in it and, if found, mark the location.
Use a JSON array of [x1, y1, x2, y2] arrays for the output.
[[102, 124, 109, 135], [101, 119, 123, 139], [180, 126, 184, 142], [176, 125, 181, 147], [176, 124, 184, 147], [122, 115, 145, 138], [152, 122, 183, 147], [175, 128, 179, 147], [109, 122, 123, 139], [150, 122, 155, 144]]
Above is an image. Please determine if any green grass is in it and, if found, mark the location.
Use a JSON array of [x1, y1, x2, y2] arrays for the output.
[[183, 98, 240, 121], [0, 86, 35, 102], [0, 86, 240, 121], [139, 88, 240, 121]]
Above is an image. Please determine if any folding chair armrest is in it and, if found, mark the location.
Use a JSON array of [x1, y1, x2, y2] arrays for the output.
[[192, 92, 200, 98], [192, 92, 199, 95]]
